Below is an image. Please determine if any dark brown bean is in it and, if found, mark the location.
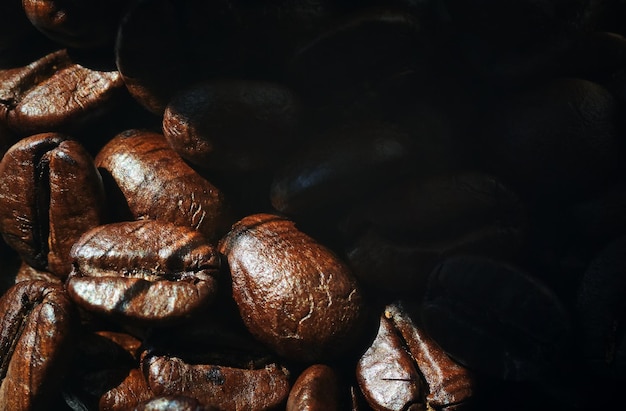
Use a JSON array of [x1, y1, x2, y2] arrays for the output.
[[142, 353, 290, 411], [0, 49, 125, 134], [134, 395, 211, 411], [22, 0, 131, 49], [357, 303, 474, 411], [66, 220, 221, 324], [0, 280, 75, 411], [163, 79, 301, 172], [95, 129, 232, 242], [286, 364, 342, 411], [218, 213, 365, 362], [0, 133, 105, 277], [99, 368, 153, 411]]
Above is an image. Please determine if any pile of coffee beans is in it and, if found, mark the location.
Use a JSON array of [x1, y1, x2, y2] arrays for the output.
[[1, 0, 625, 409]]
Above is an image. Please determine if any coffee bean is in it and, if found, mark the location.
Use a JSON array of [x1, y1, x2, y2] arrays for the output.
[[0, 133, 105, 277], [163, 79, 301, 173], [22, 0, 131, 49], [0, 280, 75, 411], [287, 364, 342, 411], [270, 123, 416, 216], [357, 303, 474, 411], [218, 213, 365, 362], [95, 129, 232, 242], [0, 49, 125, 135], [66, 220, 221, 324], [98, 368, 153, 411], [142, 352, 290, 411]]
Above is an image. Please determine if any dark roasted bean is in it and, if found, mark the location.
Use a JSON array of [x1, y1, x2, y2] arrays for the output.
[[95, 129, 232, 242], [218, 213, 365, 362], [66, 220, 221, 324], [0, 280, 75, 411], [0, 133, 105, 277], [287, 364, 342, 411]]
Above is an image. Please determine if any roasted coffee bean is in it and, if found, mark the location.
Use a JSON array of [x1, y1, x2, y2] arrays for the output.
[[0, 49, 125, 134], [141, 352, 290, 411], [0, 280, 75, 411], [115, 0, 242, 114], [66, 220, 221, 324], [0, 133, 105, 277], [163, 79, 301, 172], [577, 236, 626, 381], [286, 364, 342, 411], [95, 129, 231, 241], [421, 255, 572, 381], [341, 171, 525, 297], [22, 0, 131, 49], [98, 368, 153, 411], [270, 123, 416, 216], [357, 303, 474, 411], [134, 395, 211, 411], [218, 213, 365, 362]]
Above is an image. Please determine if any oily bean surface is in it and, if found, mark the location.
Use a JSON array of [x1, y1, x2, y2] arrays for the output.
[[95, 129, 231, 242], [286, 364, 342, 411], [0, 49, 124, 134], [66, 220, 220, 324], [218, 213, 364, 362], [0, 133, 104, 277], [0, 280, 75, 411]]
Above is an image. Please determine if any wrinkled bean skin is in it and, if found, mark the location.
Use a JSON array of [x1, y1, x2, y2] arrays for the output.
[[0, 49, 125, 134], [142, 353, 290, 411], [286, 364, 342, 411], [95, 129, 231, 242], [218, 213, 365, 362], [0, 133, 105, 277], [163, 79, 301, 173], [66, 220, 221, 324], [22, 0, 131, 48], [0, 280, 75, 411], [357, 303, 474, 411]]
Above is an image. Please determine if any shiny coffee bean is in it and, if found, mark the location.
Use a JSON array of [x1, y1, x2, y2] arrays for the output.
[[218, 213, 365, 362], [0, 133, 105, 277], [115, 0, 242, 114], [286, 364, 342, 411], [0, 49, 125, 134], [341, 171, 525, 297], [577, 236, 626, 381], [421, 255, 572, 381], [66, 220, 221, 324], [141, 352, 290, 411], [22, 0, 131, 49], [95, 129, 231, 241], [357, 303, 474, 411], [0, 280, 75, 411], [163, 79, 301, 172]]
